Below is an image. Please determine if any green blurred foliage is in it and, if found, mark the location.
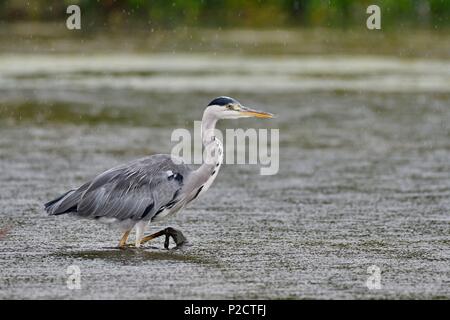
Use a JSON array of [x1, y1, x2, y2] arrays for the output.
[[0, 0, 448, 29]]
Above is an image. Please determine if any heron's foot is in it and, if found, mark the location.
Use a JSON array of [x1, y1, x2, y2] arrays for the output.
[[164, 227, 187, 249], [140, 227, 187, 249], [117, 243, 136, 249]]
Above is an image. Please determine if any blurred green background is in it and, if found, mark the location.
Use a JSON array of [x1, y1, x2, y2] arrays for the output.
[[1, 0, 449, 57], [1, 0, 449, 29]]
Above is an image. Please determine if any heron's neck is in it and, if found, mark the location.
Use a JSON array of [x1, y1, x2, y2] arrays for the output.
[[201, 111, 218, 146], [186, 110, 223, 200], [193, 110, 223, 180]]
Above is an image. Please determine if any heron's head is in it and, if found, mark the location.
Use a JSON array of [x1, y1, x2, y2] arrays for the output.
[[206, 96, 274, 120]]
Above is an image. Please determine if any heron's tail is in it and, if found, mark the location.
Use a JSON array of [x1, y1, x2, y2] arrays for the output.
[[44, 189, 79, 215]]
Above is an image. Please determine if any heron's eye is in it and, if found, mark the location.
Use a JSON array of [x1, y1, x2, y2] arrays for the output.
[[226, 104, 238, 111]]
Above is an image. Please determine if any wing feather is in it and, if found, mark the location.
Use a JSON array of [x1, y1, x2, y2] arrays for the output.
[[45, 154, 192, 222]]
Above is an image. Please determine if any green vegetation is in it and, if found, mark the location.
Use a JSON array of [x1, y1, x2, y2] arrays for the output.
[[0, 0, 449, 29]]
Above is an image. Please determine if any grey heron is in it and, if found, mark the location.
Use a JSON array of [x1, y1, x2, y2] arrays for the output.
[[44, 97, 274, 248]]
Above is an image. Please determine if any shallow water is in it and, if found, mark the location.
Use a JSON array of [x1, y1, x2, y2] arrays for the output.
[[0, 43, 449, 299]]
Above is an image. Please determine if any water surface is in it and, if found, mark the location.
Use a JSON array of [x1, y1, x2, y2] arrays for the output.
[[0, 37, 449, 299]]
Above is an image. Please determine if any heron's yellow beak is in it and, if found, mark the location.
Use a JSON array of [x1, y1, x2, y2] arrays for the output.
[[239, 107, 275, 118]]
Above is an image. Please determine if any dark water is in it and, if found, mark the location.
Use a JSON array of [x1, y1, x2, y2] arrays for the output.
[[0, 49, 449, 299]]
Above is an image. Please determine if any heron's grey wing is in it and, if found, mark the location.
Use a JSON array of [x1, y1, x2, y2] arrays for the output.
[[45, 182, 90, 215], [73, 154, 191, 221]]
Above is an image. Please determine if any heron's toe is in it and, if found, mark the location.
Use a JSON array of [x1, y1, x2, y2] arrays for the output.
[[164, 227, 187, 249]]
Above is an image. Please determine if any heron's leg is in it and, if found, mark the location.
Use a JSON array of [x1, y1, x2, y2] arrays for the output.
[[140, 227, 187, 249], [118, 230, 131, 248], [139, 229, 166, 245], [134, 222, 146, 248]]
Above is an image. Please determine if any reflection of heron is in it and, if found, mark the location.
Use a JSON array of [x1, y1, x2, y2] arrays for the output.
[[45, 97, 273, 249]]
